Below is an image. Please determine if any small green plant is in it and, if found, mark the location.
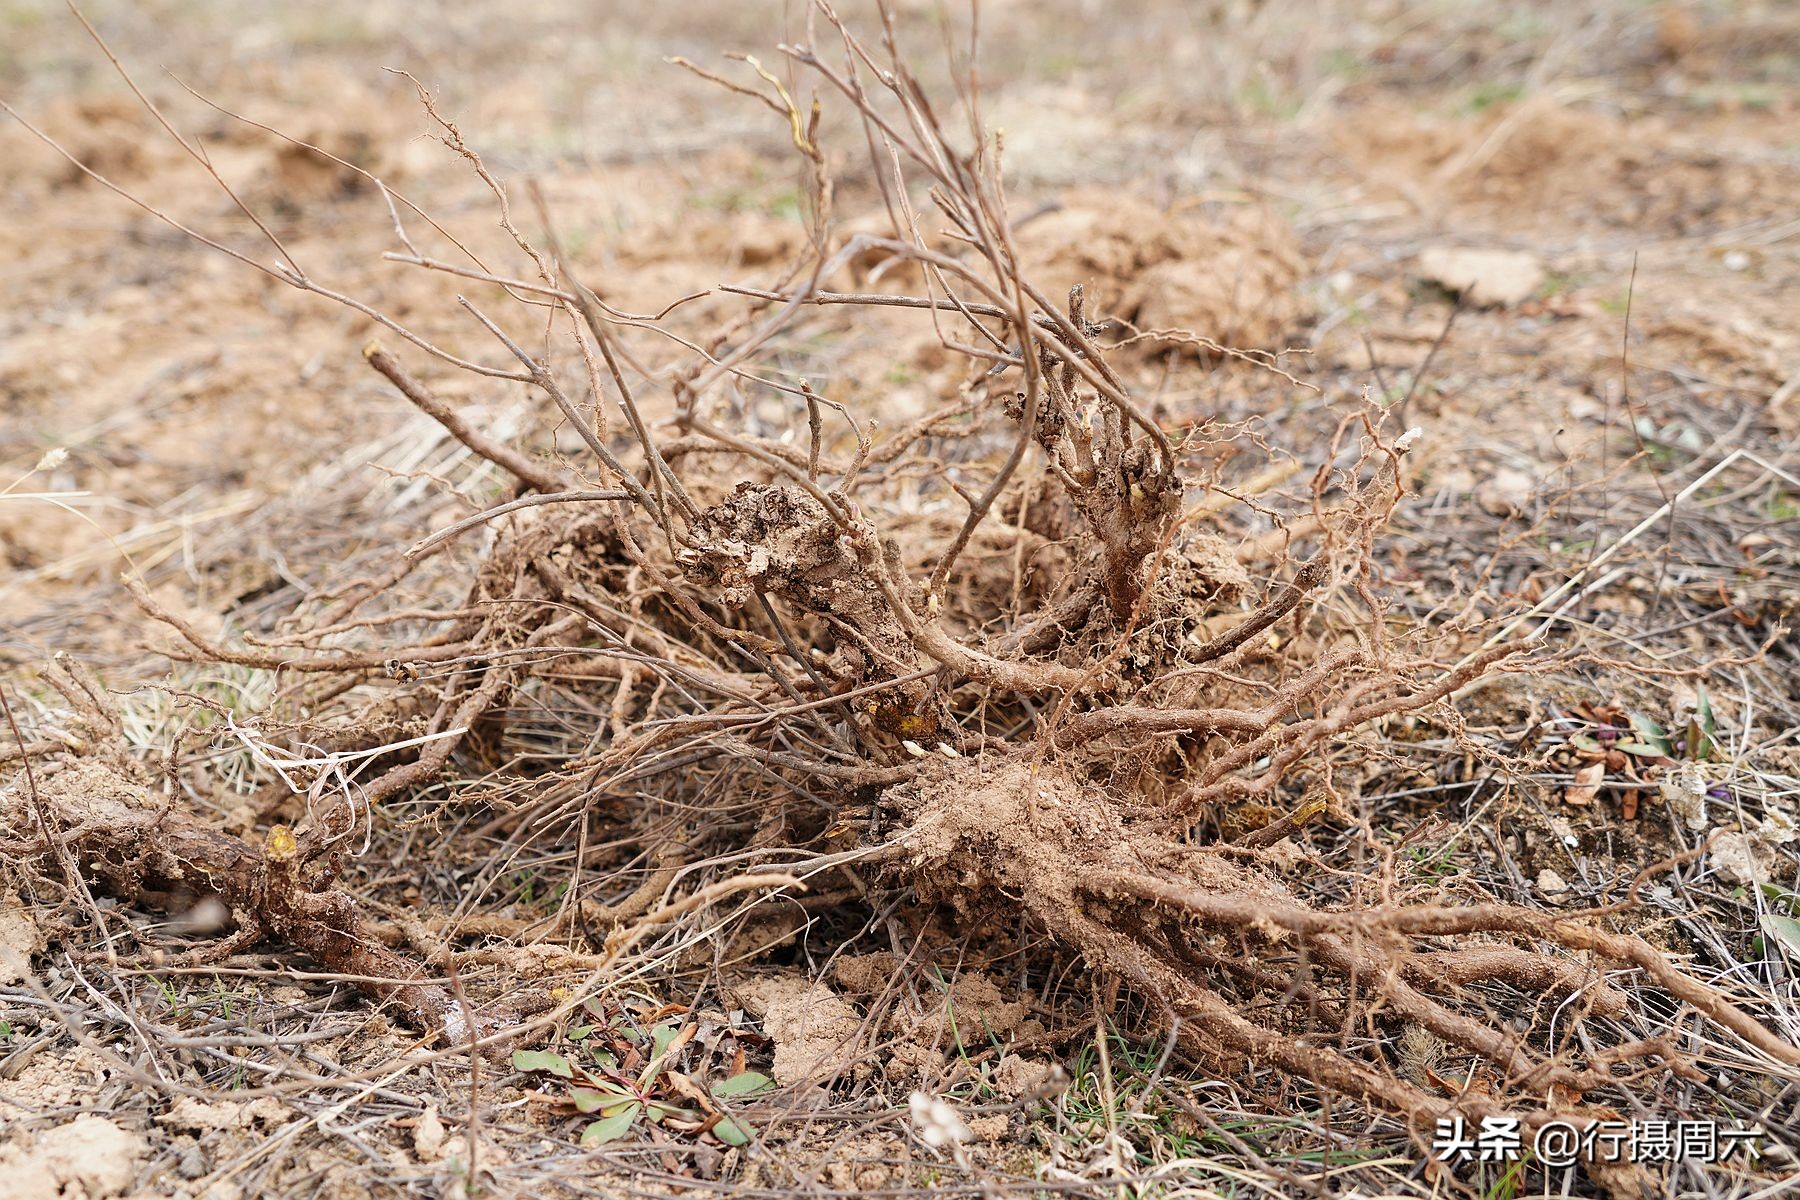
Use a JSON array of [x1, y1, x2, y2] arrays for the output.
[[1686, 82, 1779, 112], [1237, 74, 1300, 119], [1754, 885, 1800, 960], [1324, 48, 1363, 81], [1405, 836, 1463, 882], [1570, 685, 1716, 764], [202, 975, 249, 1023], [150, 975, 187, 1018], [1483, 1149, 1532, 1200], [511, 999, 772, 1147]]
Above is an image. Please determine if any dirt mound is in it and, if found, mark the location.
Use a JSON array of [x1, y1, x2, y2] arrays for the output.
[[27, 94, 173, 187], [1333, 100, 1799, 234], [1015, 191, 1308, 351]]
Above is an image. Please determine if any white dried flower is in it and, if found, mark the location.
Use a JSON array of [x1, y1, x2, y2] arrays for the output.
[[33, 447, 68, 473], [908, 1091, 971, 1149]]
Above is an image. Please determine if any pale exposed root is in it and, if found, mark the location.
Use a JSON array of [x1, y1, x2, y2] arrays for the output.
[[886, 754, 1797, 1169]]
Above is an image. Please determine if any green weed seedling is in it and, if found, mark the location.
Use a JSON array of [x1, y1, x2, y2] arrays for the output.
[[511, 1001, 772, 1148]]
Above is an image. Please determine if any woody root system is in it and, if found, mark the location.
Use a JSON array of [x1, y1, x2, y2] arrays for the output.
[[5, 3, 1797, 1191]]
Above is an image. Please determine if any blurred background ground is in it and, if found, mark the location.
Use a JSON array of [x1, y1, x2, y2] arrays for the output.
[[1, 2, 1796, 1198], [3, 0, 1793, 668]]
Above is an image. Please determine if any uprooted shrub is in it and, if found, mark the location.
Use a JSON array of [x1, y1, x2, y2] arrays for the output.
[[4, 3, 1796, 1195]]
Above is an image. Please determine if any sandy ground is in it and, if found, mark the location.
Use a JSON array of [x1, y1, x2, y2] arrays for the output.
[[2, 1, 1796, 1197]]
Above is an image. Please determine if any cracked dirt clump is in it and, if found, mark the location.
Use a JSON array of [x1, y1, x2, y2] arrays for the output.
[[944, 973, 1032, 1034], [992, 1053, 1055, 1099], [740, 975, 866, 1088], [680, 482, 943, 725], [0, 1116, 147, 1200], [0, 891, 45, 985], [889, 757, 1112, 917], [681, 483, 861, 613], [830, 950, 900, 994]]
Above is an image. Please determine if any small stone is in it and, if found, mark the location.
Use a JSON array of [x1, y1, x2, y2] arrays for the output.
[[414, 1103, 447, 1160], [1477, 467, 1536, 517], [177, 1145, 208, 1180], [27, 1117, 145, 1198], [1417, 246, 1545, 307], [1710, 831, 1766, 886], [966, 1114, 1009, 1143], [0, 894, 44, 985], [1536, 868, 1568, 897]]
